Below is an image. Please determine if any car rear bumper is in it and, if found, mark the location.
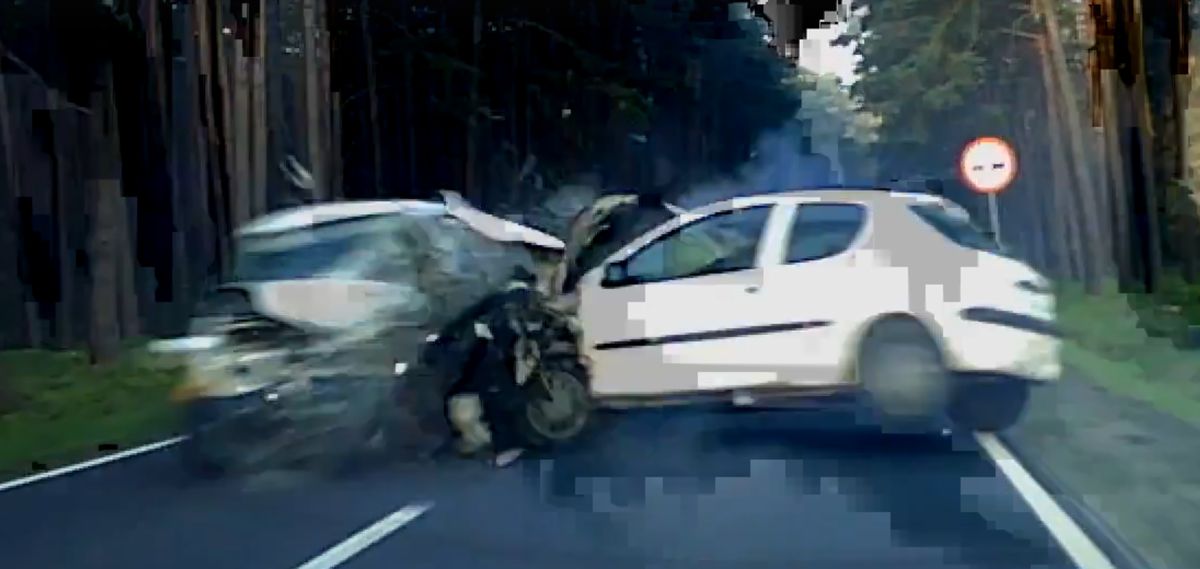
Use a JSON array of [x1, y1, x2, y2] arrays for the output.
[[940, 308, 1062, 382]]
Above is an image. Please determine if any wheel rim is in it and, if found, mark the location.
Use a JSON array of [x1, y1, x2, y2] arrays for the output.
[[525, 370, 588, 440], [869, 345, 949, 418]]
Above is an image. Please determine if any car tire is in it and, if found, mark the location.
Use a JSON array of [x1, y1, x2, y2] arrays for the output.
[[516, 356, 592, 448], [856, 317, 951, 431], [948, 379, 1030, 432]]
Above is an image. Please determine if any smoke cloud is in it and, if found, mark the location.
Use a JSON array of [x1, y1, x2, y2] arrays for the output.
[[679, 120, 836, 208]]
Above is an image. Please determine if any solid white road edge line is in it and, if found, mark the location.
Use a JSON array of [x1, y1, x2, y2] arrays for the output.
[[295, 502, 434, 569], [0, 436, 187, 493], [975, 432, 1116, 569]]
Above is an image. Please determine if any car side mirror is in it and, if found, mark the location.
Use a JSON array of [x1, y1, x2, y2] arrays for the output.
[[602, 261, 629, 287]]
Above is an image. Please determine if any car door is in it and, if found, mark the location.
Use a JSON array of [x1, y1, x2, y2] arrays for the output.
[[579, 202, 785, 398], [755, 200, 873, 386]]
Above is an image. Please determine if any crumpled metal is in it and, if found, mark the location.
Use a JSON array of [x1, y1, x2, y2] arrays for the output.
[[186, 209, 549, 471]]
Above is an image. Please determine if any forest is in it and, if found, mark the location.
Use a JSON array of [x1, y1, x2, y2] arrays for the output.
[[1, 0, 1199, 363], [844, 0, 1199, 306], [0, 0, 863, 361]]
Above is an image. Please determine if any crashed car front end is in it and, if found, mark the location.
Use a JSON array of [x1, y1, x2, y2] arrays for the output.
[[171, 280, 425, 471], [163, 203, 560, 473]]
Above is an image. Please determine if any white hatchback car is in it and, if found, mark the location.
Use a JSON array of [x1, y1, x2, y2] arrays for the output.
[[574, 188, 1060, 432]]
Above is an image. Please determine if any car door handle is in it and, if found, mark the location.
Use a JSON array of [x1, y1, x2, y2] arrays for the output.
[[745, 285, 760, 294]]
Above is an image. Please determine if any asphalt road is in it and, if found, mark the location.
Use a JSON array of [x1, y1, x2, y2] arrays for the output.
[[0, 406, 1083, 569]]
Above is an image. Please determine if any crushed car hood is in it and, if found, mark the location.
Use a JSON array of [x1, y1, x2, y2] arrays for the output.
[[237, 278, 420, 331]]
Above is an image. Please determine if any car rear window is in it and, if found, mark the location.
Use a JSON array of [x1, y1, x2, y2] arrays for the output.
[[785, 203, 867, 263], [908, 203, 1001, 253], [231, 216, 387, 281]]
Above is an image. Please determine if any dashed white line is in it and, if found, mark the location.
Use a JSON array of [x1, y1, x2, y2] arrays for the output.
[[975, 432, 1116, 569], [295, 502, 434, 569], [0, 436, 186, 493]]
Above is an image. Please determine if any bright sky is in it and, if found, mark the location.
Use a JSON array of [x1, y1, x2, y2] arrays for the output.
[[797, 22, 860, 86]]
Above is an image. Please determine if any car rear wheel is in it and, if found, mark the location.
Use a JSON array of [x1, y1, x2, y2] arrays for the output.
[[857, 318, 951, 431], [948, 379, 1030, 432]]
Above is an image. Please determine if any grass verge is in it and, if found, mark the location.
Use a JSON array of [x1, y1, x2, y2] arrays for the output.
[[0, 346, 184, 481], [1058, 281, 1200, 426]]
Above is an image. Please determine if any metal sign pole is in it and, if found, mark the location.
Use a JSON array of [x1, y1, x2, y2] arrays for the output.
[[987, 193, 1001, 244]]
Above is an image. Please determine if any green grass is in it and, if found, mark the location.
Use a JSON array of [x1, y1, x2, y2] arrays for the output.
[[1058, 281, 1200, 425], [0, 346, 185, 480]]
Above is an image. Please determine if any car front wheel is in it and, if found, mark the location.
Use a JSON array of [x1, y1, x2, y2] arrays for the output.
[[517, 357, 591, 447]]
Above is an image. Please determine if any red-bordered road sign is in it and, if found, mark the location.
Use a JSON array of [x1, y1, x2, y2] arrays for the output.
[[959, 136, 1018, 194]]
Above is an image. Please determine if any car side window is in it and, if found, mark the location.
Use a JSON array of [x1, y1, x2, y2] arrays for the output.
[[623, 205, 771, 284], [785, 203, 866, 263]]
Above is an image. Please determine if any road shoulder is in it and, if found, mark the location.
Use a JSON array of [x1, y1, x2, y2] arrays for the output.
[[1006, 372, 1200, 569]]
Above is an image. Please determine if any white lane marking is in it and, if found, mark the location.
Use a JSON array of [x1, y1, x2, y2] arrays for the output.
[[295, 502, 433, 569], [975, 433, 1116, 569], [0, 436, 186, 493]]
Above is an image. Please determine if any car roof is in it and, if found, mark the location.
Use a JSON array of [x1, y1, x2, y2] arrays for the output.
[[693, 187, 949, 213], [238, 200, 445, 235], [775, 186, 946, 204], [236, 196, 565, 250]]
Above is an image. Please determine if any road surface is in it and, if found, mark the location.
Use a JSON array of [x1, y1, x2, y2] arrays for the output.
[[0, 406, 1091, 569]]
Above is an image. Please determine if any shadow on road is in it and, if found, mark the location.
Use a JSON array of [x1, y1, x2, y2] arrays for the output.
[[507, 407, 1071, 569]]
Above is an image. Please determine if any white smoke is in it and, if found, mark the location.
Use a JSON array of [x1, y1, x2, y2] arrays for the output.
[[679, 120, 836, 209]]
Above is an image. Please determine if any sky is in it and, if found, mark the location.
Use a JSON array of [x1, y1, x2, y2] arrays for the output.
[[772, 0, 860, 86], [796, 19, 860, 86]]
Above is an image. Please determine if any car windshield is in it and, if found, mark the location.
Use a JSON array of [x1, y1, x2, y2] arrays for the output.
[[231, 217, 384, 282], [908, 203, 1003, 254]]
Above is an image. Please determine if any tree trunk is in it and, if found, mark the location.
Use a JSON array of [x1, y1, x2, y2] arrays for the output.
[[1127, 0, 1165, 292], [332, 91, 343, 199], [215, 1, 249, 233], [404, 50, 418, 196], [1038, 0, 1109, 289], [197, 0, 233, 278], [47, 93, 77, 349], [1014, 76, 1049, 273], [302, 0, 325, 200], [231, 20, 252, 229], [1039, 37, 1085, 281], [0, 73, 30, 348], [1141, 0, 1194, 280], [114, 192, 140, 339], [86, 67, 124, 366], [361, 0, 383, 198], [1176, 72, 1199, 281], [182, 0, 215, 297], [319, 0, 337, 199], [1101, 69, 1136, 287], [464, 0, 482, 205], [253, 0, 268, 216], [142, 0, 171, 154]]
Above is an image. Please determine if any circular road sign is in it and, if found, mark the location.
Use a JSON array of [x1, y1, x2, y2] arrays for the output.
[[959, 136, 1018, 194]]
